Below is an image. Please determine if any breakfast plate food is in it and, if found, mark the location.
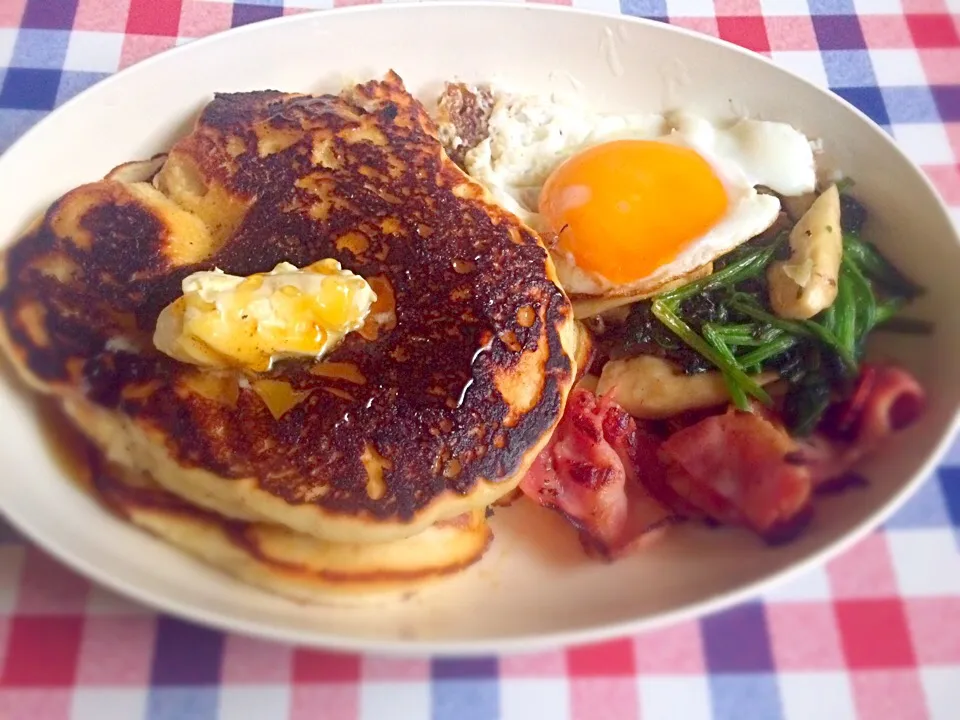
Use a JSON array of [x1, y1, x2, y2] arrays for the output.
[[0, 4, 958, 654]]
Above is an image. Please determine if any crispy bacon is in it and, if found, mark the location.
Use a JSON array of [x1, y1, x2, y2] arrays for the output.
[[519, 389, 676, 559], [519, 364, 925, 558], [798, 364, 926, 487], [822, 364, 925, 442], [659, 407, 813, 542]]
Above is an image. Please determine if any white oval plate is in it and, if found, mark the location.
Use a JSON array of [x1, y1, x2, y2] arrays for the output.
[[1, 3, 958, 656]]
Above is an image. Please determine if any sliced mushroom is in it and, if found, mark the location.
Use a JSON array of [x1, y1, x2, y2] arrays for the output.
[[595, 355, 778, 419], [582, 306, 630, 337], [781, 191, 818, 222], [767, 184, 842, 320]]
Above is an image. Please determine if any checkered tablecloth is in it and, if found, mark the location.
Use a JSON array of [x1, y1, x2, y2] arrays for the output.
[[0, 1, 959, 718]]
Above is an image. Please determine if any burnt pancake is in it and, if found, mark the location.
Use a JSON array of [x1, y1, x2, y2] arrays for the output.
[[50, 408, 491, 604], [0, 72, 578, 545], [105, 473, 492, 605]]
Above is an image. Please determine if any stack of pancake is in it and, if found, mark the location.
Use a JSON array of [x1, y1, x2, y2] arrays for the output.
[[0, 72, 581, 603]]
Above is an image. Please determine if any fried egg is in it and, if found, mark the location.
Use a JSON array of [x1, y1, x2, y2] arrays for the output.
[[457, 94, 817, 301]]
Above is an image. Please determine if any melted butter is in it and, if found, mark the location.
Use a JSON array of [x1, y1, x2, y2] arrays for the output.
[[358, 275, 396, 342], [361, 442, 391, 500], [516, 305, 536, 328], [36, 400, 93, 492], [252, 379, 311, 420], [323, 387, 354, 401], [309, 361, 366, 385], [154, 259, 376, 372], [178, 372, 240, 407]]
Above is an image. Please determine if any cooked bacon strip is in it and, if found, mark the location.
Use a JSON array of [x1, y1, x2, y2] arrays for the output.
[[519, 389, 676, 559], [825, 364, 925, 445], [629, 420, 707, 520], [798, 364, 926, 487], [520, 364, 924, 556], [659, 407, 813, 542]]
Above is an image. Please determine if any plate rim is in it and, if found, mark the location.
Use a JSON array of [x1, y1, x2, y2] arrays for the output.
[[1, 1, 958, 656]]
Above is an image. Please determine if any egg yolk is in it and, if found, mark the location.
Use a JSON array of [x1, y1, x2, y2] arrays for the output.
[[539, 139, 728, 285]]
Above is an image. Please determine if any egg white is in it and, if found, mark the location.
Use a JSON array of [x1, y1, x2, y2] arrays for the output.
[[447, 92, 818, 300]]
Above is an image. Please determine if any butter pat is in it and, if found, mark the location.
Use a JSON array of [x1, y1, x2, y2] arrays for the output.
[[154, 260, 376, 371]]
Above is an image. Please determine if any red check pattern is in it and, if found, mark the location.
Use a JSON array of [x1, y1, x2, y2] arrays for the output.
[[0, 1, 959, 719]]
